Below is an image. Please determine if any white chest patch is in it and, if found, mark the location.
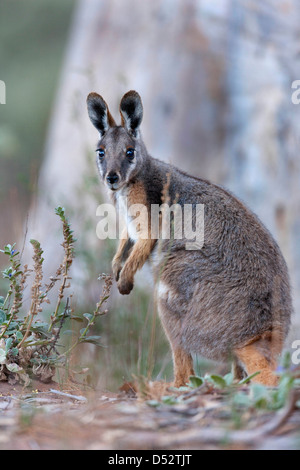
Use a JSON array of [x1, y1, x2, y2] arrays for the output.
[[115, 188, 139, 242]]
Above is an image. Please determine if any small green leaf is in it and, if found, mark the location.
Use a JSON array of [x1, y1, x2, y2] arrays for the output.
[[80, 335, 102, 346], [83, 313, 93, 322], [280, 350, 292, 370], [70, 315, 84, 322], [30, 324, 52, 339], [55, 206, 66, 222], [15, 331, 23, 341], [250, 383, 269, 408], [0, 348, 6, 364], [169, 386, 191, 392], [208, 374, 227, 389], [224, 372, 234, 386], [188, 375, 204, 388], [5, 338, 13, 352], [147, 400, 160, 408], [238, 371, 261, 385], [11, 347, 18, 357], [232, 391, 251, 408], [2, 267, 14, 279], [6, 363, 23, 373], [161, 395, 178, 405], [0, 296, 4, 306], [63, 330, 74, 336], [0, 309, 6, 325], [32, 321, 49, 329], [278, 375, 294, 392]]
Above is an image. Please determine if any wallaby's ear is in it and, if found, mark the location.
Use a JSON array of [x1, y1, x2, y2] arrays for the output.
[[119, 90, 143, 137], [87, 92, 116, 137]]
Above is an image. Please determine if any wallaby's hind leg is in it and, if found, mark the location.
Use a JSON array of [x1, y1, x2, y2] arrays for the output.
[[172, 347, 195, 388], [157, 286, 194, 387], [234, 332, 282, 386]]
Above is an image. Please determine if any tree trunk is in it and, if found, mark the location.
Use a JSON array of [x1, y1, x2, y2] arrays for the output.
[[225, 0, 300, 331]]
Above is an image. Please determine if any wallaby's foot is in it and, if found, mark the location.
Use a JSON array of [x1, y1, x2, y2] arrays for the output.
[[255, 371, 279, 387], [234, 342, 279, 387], [173, 379, 188, 388], [117, 273, 134, 295]]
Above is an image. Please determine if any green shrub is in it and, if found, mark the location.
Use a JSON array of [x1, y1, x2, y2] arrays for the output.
[[0, 207, 112, 386]]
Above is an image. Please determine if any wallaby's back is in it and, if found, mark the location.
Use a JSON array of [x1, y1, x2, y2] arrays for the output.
[[139, 156, 291, 356]]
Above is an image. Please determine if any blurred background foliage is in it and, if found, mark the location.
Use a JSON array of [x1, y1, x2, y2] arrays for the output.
[[0, 0, 299, 391], [0, 0, 75, 245]]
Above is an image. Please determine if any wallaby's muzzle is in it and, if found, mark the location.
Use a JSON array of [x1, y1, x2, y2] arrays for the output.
[[106, 172, 120, 190]]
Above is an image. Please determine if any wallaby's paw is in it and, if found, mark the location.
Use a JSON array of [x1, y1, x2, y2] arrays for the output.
[[117, 276, 134, 295], [112, 260, 122, 282]]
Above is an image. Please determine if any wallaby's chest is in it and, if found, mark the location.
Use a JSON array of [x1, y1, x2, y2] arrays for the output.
[[115, 183, 149, 242], [115, 188, 137, 242]]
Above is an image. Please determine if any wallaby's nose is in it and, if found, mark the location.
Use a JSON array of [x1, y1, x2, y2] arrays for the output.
[[106, 173, 119, 185]]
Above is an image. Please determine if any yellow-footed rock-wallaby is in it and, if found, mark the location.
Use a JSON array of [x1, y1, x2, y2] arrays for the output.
[[87, 90, 292, 387]]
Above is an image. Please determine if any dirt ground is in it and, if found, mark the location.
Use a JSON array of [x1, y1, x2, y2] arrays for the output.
[[0, 379, 299, 451]]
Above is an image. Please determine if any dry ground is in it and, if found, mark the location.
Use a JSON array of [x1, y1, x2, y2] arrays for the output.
[[0, 379, 299, 451]]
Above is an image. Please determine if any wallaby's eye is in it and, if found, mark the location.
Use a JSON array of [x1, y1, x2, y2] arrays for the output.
[[97, 148, 105, 161], [126, 148, 135, 161]]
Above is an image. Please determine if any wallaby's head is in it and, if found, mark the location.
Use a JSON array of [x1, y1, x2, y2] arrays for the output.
[[87, 90, 146, 191]]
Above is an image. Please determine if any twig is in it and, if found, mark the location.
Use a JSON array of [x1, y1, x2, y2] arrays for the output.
[[48, 209, 75, 331], [47, 297, 70, 355], [18, 240, 44, 348], [20, 212, 29, 261], [49, 389, 87, 402]]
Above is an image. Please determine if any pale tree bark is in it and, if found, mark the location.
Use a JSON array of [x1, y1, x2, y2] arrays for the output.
[[26, 0, 300, 333], [225, 0, 300, 331]]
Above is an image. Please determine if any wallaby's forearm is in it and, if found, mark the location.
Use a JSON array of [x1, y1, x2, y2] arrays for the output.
[[112, 228, 133, 281], [118, 238, 156, 295]]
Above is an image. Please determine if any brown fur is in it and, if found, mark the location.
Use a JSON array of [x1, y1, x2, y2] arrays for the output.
[[233, 328, 284, 385], [172, 348, 195, 388], [115, 181, 156, 294], [118, 238, 156, 294], [87, 90, 293, 387], [234, 343, 278, 386], [112, 227, 129, 281]]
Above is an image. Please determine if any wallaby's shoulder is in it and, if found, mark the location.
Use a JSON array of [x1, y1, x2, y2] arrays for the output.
[[140, 154, 249, 213]]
